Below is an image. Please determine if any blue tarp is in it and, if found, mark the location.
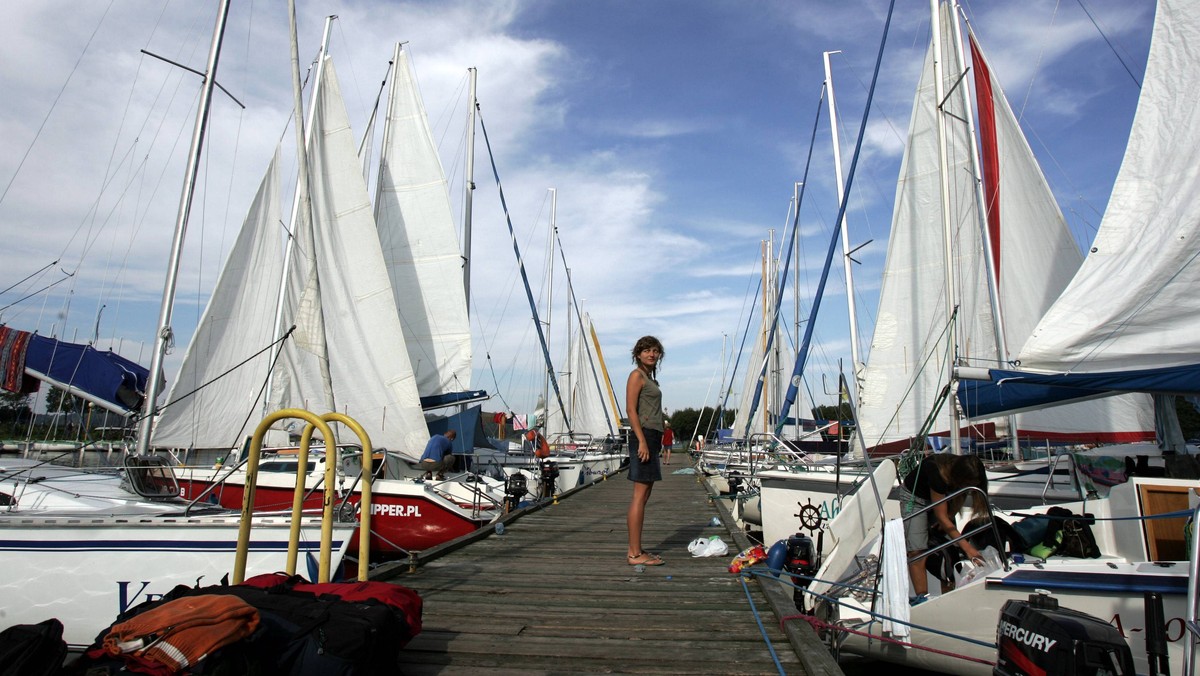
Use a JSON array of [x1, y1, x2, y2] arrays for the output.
[[23, 334, 151, 415], [427, 405, 502, 455], [957, 364, 1200, 418]]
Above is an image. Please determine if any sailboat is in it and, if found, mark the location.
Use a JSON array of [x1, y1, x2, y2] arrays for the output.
[[163, 38, 507, 554], [542, 310, 626, 484], [757, 0, 1160, 547], [799, 1, 1200, 674], [852, 0, 1153, 458], [0, 3, 354, 647]]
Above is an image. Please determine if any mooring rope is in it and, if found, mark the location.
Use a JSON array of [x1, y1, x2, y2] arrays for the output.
[[738, 573, 787, 676], [789, 612, 995, 667]]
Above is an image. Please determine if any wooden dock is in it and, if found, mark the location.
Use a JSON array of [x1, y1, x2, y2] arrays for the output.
[[372, 462, 844, 675]]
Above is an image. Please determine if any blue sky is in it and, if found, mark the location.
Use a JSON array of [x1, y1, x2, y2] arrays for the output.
[[0, 1, 1154, 420]]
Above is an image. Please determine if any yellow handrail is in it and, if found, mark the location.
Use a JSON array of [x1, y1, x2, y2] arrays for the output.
[[232, 409, 376, 585], [296, 412, 374, 582], [233, 408, 335, 584]]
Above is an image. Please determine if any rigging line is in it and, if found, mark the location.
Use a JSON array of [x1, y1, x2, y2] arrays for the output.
[[1074, 0, 1143, 89], [0, 261, 60, 298], [476, 109, 571, 431], [151, 326, 296, 418], [742, 84, 824, 439], [778, 0, 898, 436], [0, 0, 116, 209], [0, 272, 76, 314], [737, 575, 786, 676]]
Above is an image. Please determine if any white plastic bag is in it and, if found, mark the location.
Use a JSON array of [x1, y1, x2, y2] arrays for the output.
[[688, 536, 728, 557], [704, 536, 728, 557], [953, 545, 1002, 588]]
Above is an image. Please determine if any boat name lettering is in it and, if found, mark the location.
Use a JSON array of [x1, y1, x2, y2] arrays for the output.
[[372, 503, 422, 518], [998, 620, 1057, 653], [1110, 613, 1186, 642], [117, 581, 166, 614], [818, 500, 840, 521]]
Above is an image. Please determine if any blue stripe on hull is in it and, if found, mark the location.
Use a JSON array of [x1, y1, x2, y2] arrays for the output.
[[990, 569, 1187, 595]]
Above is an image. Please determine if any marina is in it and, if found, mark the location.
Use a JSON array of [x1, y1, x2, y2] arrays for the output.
[[373, 464, 838, 675], [1, 1, 1198, 673]]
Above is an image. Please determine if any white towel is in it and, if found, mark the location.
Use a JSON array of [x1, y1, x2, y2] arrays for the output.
[[880, 517, 911, 638]]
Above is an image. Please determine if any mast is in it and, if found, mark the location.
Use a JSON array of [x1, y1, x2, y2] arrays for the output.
[[930, 0, 962, 454], [462, 67, 477, 315], [136, 0, 232, 455], [792, 182, 802, 439], [824, 50, 863, 400], [263, 15, 335, 420], [542, 188, 557, 430], [948, 3, 1019, 458]]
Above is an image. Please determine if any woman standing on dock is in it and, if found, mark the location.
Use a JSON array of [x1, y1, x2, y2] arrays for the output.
[[626, 335, 666, 566]]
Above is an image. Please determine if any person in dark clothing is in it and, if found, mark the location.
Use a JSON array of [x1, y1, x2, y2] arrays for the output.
[[899, 453, 988, 603], [419, 430, 457, 480]]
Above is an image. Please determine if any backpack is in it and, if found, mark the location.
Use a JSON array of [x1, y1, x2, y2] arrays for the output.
[[1028, 507, 1101, 559], [70, 574, 422, 676], [0, 618, 67, 676]]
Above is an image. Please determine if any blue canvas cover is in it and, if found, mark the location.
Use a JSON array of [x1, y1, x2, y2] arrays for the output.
[[957, 364, 1200, 418], [22, 334, 152, 415]]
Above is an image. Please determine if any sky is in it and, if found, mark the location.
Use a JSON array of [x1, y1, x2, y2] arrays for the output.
[[0, 0, 1155, 422]]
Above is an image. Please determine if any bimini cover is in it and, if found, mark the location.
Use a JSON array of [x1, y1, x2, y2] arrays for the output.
[[22, 333, 151, 415]]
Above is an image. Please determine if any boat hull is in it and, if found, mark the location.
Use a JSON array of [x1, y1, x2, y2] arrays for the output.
[[178, 470, 499, 553], [0, 514, 352, 647]]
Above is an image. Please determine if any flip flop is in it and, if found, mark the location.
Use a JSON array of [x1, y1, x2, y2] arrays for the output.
[[627, 552, 665, 566]]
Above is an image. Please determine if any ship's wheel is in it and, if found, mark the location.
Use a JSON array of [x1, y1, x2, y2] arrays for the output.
[[796, 501, 823, 531]]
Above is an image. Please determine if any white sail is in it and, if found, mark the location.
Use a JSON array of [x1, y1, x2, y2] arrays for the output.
[[856, 3, 1151, 452], [545, 312, 617, 439], [856, 12, 983, 451], [733, 320, 778, 440], [966, 31, 1153, 441], [374, 44, 472, 399], [273, 57, 430, 458], [152, 149, 285, 449], [1019, 0, 1200, 375]]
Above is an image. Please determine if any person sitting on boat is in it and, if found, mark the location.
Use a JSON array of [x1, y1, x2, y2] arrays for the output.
[[899, 453, 988, 604], [419, 430, 457, 480]]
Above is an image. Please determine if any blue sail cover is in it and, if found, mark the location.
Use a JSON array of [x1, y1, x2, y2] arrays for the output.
[[24, 335, 151, 415], [958, 364, 1200, 418], [419, 389, 490, 411]]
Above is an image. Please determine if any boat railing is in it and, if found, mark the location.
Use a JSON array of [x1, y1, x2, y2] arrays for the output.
[[1042, 451, 1086, 503], [232, 409, 375, 584], [1182, 501, 1200, 675], [902, 486, 1011, 574], [747, 431, 810, 471], [547, 431, 594, 455], [424, 473, 504, 518]]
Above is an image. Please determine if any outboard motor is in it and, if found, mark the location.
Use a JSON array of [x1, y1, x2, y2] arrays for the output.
[[995, 593, 1134, 676], [727, 474, 743, 497], [503, 472, 527, 513], [539, 460, 559, 499], [782, 532, 819, 613]]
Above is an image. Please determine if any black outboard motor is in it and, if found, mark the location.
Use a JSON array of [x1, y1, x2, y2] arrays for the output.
[[994, 593, 1134, 676], [782, 533, 819, 613], [503, 472, 527, 513], [539, 460, 559, 499], [727, 474, 743, 497]]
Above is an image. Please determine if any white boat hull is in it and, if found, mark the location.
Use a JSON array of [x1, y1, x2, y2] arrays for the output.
[[0, 513, 353, 647]]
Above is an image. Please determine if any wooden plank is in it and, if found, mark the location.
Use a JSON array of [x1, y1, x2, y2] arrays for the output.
[[375, 464, 834, 674]]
